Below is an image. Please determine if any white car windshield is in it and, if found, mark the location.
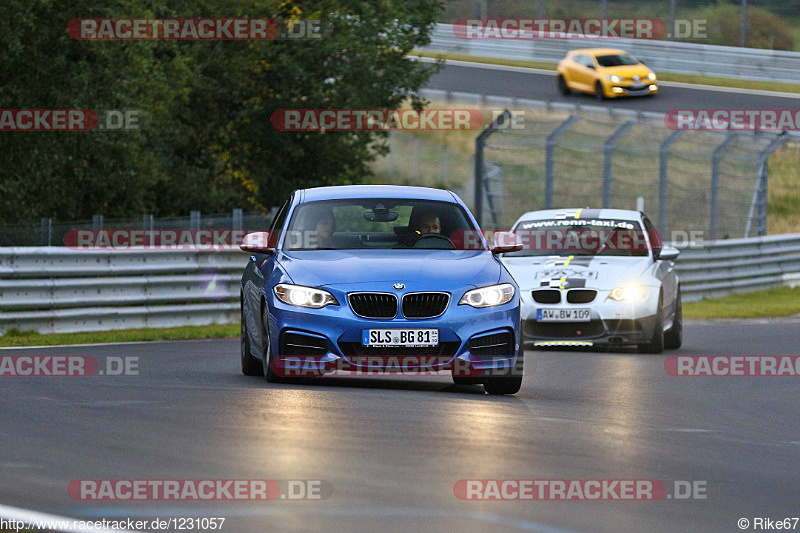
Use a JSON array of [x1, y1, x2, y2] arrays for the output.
[[508, 218, 651, 257]]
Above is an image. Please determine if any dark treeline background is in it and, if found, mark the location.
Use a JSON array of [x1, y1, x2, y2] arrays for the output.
[[0, 0, 442, 222]]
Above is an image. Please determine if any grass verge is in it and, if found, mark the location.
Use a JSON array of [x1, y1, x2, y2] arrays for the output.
[[410, 51, 800, 94], [684, 286, 800, 319], [0, 324, 238, 348]]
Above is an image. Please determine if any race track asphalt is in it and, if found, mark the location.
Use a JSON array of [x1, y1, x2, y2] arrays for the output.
[[1, 318, 799, 532]]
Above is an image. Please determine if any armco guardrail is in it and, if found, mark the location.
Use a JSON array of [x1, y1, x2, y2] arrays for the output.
[[0, 247, 247, 334], [422, 24, 800, 84], [673, 233, 800, 301], [1, 236, 799, 333]]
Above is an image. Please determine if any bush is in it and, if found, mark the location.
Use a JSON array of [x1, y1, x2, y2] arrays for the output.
[[686, 3, 794, 50]]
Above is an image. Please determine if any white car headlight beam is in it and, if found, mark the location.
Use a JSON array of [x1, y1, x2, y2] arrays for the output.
[[609, 283, 647, 301]]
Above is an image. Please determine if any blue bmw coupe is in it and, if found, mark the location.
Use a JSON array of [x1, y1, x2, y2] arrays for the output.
[[239, 185, 524, 395]]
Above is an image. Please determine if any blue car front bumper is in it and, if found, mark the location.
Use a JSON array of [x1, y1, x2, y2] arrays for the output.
[[266, 292, 521, 378]]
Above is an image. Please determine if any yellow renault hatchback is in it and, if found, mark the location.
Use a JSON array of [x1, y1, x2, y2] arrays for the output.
[[556, 48, 658, 99]]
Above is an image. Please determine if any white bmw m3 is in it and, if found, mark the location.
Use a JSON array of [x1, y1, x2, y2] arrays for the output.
[[499, 208, 682, 353]]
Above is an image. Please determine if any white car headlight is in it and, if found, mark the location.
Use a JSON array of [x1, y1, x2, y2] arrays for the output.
[[606, 74, 622, 83], [274, 284, 338, 308], [647, 72, 656, 80], [609, 284, 647, 301], [459, 283, 515, 308]]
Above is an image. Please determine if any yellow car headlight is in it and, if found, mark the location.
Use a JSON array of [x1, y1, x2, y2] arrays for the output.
[[647, 72, 656, 80], [606, 74, 623, 83], [610, 284, 647, 301]]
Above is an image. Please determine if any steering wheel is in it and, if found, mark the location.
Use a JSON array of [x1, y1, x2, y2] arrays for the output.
[[412, 233, 455, 249]]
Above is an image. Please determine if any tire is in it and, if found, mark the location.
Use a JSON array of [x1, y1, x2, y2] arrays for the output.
[[595, 81, 607, 101], [639, 293, 665, 354], [260, 304, 282, 383], [557, 75, 571, 95], [483, 354, 523, 395], [664, 288, 683, 349], [241, 303, 263, 376]]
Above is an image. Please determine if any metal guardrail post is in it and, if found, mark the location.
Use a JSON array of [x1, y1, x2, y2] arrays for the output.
[[658, 130, 684, 235], [474, 109, 511, 227], [545, 115, 579, 209], [92, 215, 103, 231], [710, 134, 738, 240], [602, 120, 636, 209], [745, 132, 787, 237]]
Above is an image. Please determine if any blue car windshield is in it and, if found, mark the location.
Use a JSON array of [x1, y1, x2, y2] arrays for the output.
[[283, 198, 481, 250]]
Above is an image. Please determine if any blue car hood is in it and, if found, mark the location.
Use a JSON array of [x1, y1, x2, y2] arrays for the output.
[[278, 249, 501, 290]]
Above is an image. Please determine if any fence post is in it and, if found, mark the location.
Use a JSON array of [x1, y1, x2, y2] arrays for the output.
[[745, 132, 786, 237], [190, 211, 201, 231], [658, 130, 684, 235], [40, 217, 52, 246], [709, 133, 738, 240], [474, 109, 511, 227], [232, 208, 243, 232], [142, 214, 154, 248], [545, 115, 580, 209], [442, 146, 449, 188], [602, 120, 636, 209], [92, 214, 103, 231]]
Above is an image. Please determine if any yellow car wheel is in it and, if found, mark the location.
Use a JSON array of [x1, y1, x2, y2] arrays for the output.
[[557, 74, 571, 96], [594, 81, 607, 101]]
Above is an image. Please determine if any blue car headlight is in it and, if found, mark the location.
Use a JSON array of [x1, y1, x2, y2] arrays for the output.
[[274, 284, 338, 308], [459, 283, 515, 308]]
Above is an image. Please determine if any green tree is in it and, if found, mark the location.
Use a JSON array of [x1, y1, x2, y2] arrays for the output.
[[0, 0, 442, 223]]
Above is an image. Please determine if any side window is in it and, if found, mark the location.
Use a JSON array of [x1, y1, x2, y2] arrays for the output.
[[268, 198, 291, 247], [642, 216, 662, 255], [583, 56, 596, 69]]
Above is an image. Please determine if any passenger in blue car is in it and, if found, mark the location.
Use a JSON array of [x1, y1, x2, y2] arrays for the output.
[[309, 206, 335, 249]]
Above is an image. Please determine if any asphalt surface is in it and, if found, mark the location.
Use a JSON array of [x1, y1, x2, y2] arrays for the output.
[[2, 319, 799, 532], [426, 61, 800, 111]]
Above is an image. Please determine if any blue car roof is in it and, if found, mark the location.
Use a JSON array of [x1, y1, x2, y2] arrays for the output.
[[299, 185, 457, 203]]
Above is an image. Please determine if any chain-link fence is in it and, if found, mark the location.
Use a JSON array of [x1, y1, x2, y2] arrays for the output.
[[476, 112, 786, 237], [0, 209, 277, 247], [371, 109, 789, 239]]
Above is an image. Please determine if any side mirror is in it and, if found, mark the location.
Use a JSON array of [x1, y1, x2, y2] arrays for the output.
[[240, 231, 275, 254], [656, 246, 680, 261], [491, 231, 524, 254]]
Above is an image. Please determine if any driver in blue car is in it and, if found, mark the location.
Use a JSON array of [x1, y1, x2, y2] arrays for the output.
[[415, 212, 441, 235]]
